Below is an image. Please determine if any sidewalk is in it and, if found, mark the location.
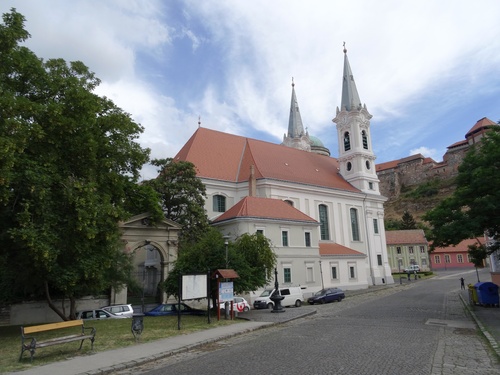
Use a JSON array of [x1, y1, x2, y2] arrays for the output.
[[459, 289, 500, 358], [11, 282, 500, 375]]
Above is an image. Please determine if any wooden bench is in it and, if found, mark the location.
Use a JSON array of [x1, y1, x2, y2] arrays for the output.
[[20, 319, 96, 361]]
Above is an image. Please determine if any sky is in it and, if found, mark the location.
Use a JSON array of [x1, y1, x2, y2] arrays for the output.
[[2, 0, 500, 180]]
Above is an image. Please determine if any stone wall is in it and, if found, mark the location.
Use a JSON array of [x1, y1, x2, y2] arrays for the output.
[[377, 147, 468, 199], [1, 296, 108, 326]]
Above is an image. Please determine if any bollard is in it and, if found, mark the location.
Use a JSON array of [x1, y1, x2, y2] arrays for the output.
[[131, 313, 144, 341]]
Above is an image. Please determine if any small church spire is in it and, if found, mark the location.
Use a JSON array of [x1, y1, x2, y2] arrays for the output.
[[287, 77, 305, 138], [341, 43, 362, 111], [281, 79, 311, 152]]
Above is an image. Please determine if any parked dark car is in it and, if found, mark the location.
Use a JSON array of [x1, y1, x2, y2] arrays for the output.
[[144, 303, 206, 317], [307, 288, 345, 304]]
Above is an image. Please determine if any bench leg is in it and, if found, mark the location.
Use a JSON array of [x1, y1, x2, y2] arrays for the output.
[[19, 340, 36, 362], [78, 337, 95, 351]]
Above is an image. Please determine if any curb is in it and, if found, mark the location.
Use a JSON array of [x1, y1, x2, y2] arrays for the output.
[[459, 292, 500, 359], [78, 310, 317, 375]]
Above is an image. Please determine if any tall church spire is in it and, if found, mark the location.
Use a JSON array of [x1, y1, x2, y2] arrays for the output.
[[282, 79, 311, 152], [287, 78, 306, 138], [341, 43, 362, 112]]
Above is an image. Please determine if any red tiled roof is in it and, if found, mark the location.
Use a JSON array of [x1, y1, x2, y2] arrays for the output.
[[213, 269, 240, 279], [319, 242, 365, 256], [212, 196, 318, 224], [432, 238, 486, 253], [376, 154, 436, 172], [465, 117, 496, 139], [175, 127, 359, 192], [447, 139, 468, 149], [385, 230, 427, 245], [376, 159, 399, 172]]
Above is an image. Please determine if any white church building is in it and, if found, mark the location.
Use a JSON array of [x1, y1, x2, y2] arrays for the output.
[[174, 47, 394, 297]]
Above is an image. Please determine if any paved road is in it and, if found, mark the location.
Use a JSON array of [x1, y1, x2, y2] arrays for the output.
[[114, 270, 500, 375]]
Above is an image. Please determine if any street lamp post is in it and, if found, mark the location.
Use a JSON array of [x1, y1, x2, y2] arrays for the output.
[[398, 258, 402, 284], [223, 235, 230, 269], [319, 260, 324, 289], [222, 235, 230, 317]]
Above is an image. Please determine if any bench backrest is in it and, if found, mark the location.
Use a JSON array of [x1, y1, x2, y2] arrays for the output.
[[22, 320, 84, 335]]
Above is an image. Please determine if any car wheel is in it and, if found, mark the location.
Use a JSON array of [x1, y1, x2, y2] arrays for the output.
[[309, 301, 314, 305], [267, 302, 273, 309], [295, 300, 302, 307], [244, 306, 250, 312]]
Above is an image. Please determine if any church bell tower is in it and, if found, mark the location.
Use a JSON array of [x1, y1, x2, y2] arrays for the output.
[[333, 45, 380, 195]]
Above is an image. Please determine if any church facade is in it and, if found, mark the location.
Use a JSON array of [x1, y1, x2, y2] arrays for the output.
[[174, 48, 394, 297]]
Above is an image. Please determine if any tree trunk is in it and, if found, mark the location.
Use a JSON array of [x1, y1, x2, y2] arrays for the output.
[[44, 281, 69, 321]]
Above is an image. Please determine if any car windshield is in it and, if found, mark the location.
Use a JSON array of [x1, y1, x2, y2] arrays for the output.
[[314, 290, 327, 296], [259, 289, 274, 297]]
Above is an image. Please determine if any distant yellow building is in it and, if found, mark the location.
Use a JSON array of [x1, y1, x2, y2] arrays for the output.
[[386, 230, 429, 272]]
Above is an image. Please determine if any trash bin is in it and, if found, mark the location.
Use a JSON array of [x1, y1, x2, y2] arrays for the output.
[[468, 284, 478, 306], [474, 282, 499, 307], [131, 313, 144, 340]]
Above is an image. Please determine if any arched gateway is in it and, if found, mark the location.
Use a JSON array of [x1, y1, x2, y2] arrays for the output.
[[110, 213, 181, 307]]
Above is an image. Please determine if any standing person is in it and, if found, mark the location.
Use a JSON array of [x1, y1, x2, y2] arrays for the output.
[[407, 270, 411, 281], [460, 277, 465, 290]]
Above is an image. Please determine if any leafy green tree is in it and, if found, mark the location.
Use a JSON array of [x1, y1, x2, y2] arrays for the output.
[[468, 242, 487, 282], [401, 210, 417, 230], [0, 9, 162, 319], [164, 228, 276, 307], [424, 126, 500, 253], [145, 158, 209, 244]]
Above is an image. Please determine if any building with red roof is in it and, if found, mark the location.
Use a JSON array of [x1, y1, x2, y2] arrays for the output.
[[376, 117, 498, 198], [174, 47, 394, 293], [431, 237, 486, 271]]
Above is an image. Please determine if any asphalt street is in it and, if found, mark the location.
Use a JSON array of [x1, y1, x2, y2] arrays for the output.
[[115, 269, 500, 375]]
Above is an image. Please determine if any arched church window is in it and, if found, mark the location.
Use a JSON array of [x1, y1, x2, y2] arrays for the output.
[[362, 130, 368, 150], [319, 204, 330, 240], [365, 160, 370, 170], [350, 208, 360, 241], [344, 132, 351, 151], [213, 195, 226, 212], [347, 162, 352, 171], [284, 200, 294, 206]]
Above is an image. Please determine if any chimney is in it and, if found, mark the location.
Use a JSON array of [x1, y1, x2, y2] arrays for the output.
[[249, 165, 256, 197]]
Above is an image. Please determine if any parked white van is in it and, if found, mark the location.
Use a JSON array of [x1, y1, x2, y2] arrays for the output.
[[253, 287, 304, 309]]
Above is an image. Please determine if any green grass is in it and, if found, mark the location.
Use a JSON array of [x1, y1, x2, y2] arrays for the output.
[[1, 314, 238, 373]]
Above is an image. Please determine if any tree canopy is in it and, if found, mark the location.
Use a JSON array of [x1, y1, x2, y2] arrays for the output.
[[163, 228, 277, 306], [145, 158, 210, 244], [424, 125, 500, 254], [401, 210, 417, 230], [0, 9, 162, 319]]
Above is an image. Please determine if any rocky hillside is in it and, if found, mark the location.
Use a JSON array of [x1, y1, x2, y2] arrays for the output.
[[383, 177, 457, 225]]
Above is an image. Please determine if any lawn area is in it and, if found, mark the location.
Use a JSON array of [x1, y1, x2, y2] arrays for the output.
[[1, 314, 239, 373]]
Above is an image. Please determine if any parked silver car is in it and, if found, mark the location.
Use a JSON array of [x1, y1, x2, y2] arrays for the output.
[[101, 304, 134, 318], [76, 309, 128, 320]]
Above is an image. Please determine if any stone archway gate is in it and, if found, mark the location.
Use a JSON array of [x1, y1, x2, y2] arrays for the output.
[[111, 213, 181, 306]]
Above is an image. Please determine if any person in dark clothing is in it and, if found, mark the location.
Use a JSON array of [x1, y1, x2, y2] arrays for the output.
[[460, 277, 465, 290]]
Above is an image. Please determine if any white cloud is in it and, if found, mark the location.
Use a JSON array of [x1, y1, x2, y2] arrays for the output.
[[2, 0, 500, 179], [409, 147, 441, 162]]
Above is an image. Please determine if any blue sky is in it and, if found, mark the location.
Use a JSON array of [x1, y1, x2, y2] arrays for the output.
[[3, 0, 500, 179]]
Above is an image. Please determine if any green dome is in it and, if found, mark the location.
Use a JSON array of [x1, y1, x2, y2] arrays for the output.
[[309, 135, 325, 147]]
